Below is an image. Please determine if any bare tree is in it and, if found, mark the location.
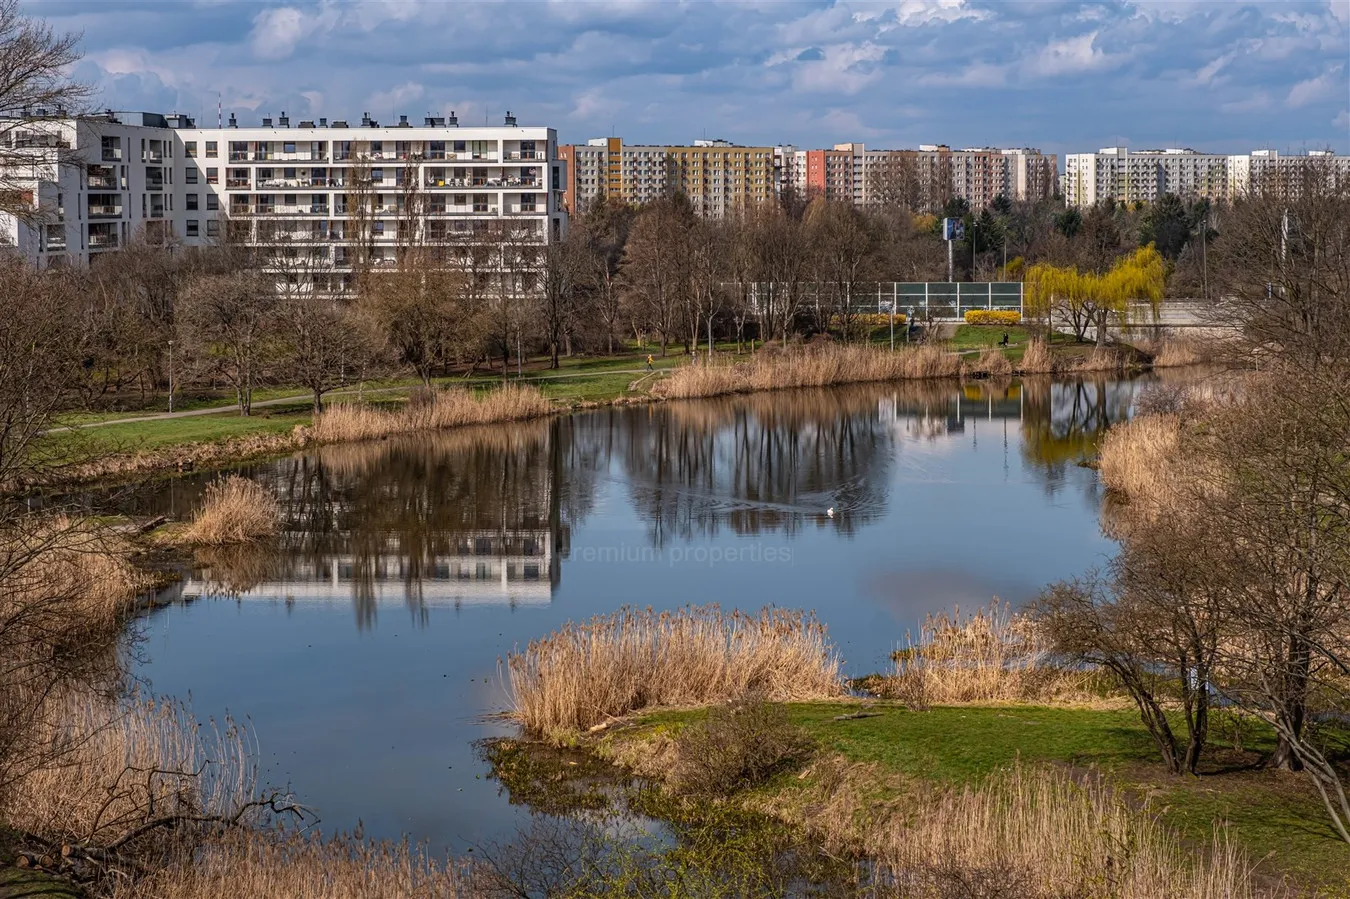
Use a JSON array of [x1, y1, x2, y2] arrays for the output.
[[0, 0, 90, 223], [177, 271, 275, 415], [621, 197, 693, 355]]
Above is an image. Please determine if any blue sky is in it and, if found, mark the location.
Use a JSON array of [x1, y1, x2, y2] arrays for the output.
[[29, 0, 1350, 160]]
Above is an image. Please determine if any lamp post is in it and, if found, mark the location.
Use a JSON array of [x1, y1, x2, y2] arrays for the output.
[[167, 339, 175, 414]]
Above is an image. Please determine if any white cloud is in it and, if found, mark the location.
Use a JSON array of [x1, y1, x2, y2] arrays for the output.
[[1024, 32, 1120, 78], [792, 42, 888, 94], [250, 4, 339, 61], [1333, 109, 1350, 130], [1287, 66, 1345, 107]]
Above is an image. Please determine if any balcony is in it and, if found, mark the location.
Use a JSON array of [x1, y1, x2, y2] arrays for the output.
[[144, 151, 164, 163], [88, 175, 117, 189], [87, 204, 122, 218], [101, 148, 122, 162], [89, 233, 119, 249], [506, 150, 543, 160], [227, 178, 250, 189]]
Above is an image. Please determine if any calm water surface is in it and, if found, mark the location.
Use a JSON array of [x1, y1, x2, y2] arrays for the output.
[[129, 376, 1150, 851]]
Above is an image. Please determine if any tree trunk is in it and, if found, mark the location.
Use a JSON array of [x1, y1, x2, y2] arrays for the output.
[[313, 389, 324, 414]]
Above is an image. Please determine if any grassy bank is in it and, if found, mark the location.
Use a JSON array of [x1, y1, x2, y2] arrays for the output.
[[591, 701, 1347, 893]]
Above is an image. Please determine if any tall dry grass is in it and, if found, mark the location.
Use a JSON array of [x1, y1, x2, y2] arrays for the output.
[[506, 605, 844, 739], [653, 345, 962, 400], [0, 515, 147, 635], [890, 600, 1083, 707], [961, 347, 1014, 378], [872, 764, 1265, 899], [3, 693, 261, 853], [1016, 338, 1054, 374], [112, 829, 473, 899], [311, 385, 552, 444], [181, 476, 282, 545], [1096, 412, 1181, 523]]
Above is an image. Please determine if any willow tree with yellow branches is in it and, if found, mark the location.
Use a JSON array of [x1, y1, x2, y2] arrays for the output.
[[1025, 246, 1166, 346]]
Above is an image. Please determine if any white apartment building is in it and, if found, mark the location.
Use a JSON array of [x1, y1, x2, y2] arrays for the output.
[[2, 110, 567, 283], [1062, 147, 1348, 207]]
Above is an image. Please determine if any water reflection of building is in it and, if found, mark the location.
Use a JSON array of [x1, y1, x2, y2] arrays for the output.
[[168, 420, 588, 624], [182, 529, 557, 607]]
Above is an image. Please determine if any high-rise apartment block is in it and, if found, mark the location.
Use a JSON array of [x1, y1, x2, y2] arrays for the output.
[[558, 138, 1057, 217], [794, 144, 1058, 211], [2, 110, 567, 280], [1063, 147, 1349, 207], [558, 137, 776, 217]]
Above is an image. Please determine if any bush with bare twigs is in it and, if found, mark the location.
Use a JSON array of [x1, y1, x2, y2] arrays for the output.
[[311, 384, 552, 443], [506, 605, 843, 739], [667, 700, 815, 798], [181, 476, 281, 546], [889, 601, 1084, 708]]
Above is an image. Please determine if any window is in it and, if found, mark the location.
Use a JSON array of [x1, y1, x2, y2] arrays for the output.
[[284, 142, 296, 154], [206, 167, 219, 184], [371, 168, 383, 182], [453, 140, 466, 153], [454, 194, 466, 205], [205, 141, 218, 158], [283, 194, 297, 207], [206, 194, 218, 211], [186, 193, 199, 210], [185, 168, 198, 184], [184, 141, 197, 157], [206, 219, 220, 237], [186, 220, 199, 237], [373, 221, 385, 234]]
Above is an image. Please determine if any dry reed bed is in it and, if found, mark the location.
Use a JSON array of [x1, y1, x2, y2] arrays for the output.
[[311, 385, 552, 444], [506, 605, 844, 738], [181, 476, 281, 545], [0, 514, 148, 637], [3, 693, 260, 855], [113, 830, 473, 899], [1097, 412, 1182, 522], [653, 345, 963, 400], [869, 764, 1263, 899], [889, 600, 1085, 707]]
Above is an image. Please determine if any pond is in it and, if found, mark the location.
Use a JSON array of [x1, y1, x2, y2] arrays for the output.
[[126, 375, 1155, 853]]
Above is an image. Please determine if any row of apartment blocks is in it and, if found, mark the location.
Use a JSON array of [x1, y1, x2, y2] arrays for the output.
[[1063, 147, 1350, 207], [559, 138, 1059, 217], [1, 110, 567, 271]]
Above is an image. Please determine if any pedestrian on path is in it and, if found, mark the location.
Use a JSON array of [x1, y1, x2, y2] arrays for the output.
[[646, 354, 654, 371]]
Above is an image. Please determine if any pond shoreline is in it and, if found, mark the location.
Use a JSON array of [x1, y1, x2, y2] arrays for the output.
[[30, 342, 1162, 493]]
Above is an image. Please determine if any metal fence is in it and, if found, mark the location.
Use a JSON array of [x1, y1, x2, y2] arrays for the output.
[[750, 282, 1023, 322]]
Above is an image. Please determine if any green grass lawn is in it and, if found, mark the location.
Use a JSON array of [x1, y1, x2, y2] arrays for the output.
[[39, 407, 312, 461], [626, 702, 1350, 891]]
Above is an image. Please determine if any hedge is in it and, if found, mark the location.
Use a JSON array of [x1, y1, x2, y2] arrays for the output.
[[963, 310, 1022, 326]]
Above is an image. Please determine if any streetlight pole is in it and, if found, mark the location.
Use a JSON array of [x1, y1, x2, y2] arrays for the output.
[[167, 339, 175, 414]]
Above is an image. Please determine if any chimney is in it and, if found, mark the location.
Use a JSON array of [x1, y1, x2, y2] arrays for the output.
[[504, 110, 517, 127], [447, 111, 458, 127], [279, 111, 290, 127], [398, 114, 409, 127], [262, 116, 273, 127], [228, 112, 237, 128], [319, 117, 328, 127]]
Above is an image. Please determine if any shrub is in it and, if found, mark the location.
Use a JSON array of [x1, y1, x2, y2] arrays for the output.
[[668, 700, 815, 797], [963, 310, 1022, 326], [181, 476, 281, 545], [506, 605, 843, 739]]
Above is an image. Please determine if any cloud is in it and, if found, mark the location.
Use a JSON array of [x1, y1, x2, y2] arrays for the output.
[[50, 0, 1350, 159], [1287, 66, 1345, 107]]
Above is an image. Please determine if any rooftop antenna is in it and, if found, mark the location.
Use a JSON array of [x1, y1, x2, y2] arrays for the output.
[[217, 92, 222, 129]]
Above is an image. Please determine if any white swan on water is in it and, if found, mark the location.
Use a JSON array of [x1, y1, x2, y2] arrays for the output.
[[827, 507, 835, 518]]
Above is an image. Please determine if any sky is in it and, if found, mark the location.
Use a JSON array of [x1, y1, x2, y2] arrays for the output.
[[26, 0, 1350, 161]]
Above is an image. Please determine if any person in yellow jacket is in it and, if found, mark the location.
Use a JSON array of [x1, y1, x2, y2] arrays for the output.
[[646, 354, 654, 371]]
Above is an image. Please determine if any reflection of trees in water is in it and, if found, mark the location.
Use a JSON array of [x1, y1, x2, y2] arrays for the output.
[[1020, 376, 1145, 500], [612, 387, 897, 545]]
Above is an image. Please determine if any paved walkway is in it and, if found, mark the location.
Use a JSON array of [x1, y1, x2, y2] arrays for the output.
[[47, 367, 659, 432]]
